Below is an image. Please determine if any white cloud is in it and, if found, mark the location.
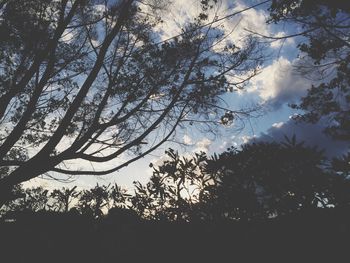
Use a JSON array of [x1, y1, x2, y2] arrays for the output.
[[194, 138, 212, 153], [270, 32, 295, 49], [152, 0, 272, 47], [150, 153, 170, 168], [272, 122, 284, 128], [241, 135, 257, 144], [218, 140, 237, 149], [62, 31, 74, 43], [183, 134, 193, 145], [232, 1, 269, 35], [213, 0, 271, 50], [151, 0, 202, 41], [249, 57, 311, 109]]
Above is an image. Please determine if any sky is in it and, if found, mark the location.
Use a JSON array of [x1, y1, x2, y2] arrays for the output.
[[23, 0, 349, 191]]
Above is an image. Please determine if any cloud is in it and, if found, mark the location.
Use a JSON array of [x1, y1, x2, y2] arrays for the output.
[[151, 0, 203, 41], [218, 134, 239, 151], [183, 134, 193, 145], [154, 1, 305, 112], [248, 118, 350, 158], [232, 1, 269, 35], [150, 153, 171, 168], [249, 57, 311, 110], [194, 138, 212, 153], [270, 32, 295, 49], [152, 0, 272, 46], [216, 0, 272, 50]]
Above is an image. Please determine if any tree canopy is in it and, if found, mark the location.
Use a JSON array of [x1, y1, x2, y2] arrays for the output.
[[0, 0, 264, 203], [268, 0, 350, 140], [3, 140, 349, 222]]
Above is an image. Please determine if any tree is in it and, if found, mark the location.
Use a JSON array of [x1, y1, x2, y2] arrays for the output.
[[108, 183, 131, 209], [267, 0, 350, 140], [1, 142, 349, 222], [205, 139, 350, 218], [131, 148, 211, 221], [0, 0, 264, 204], [1, 186, 49, 216], [50, 186, 79, 212], [76, 184, 110, 218], [133, 142, 320, 221], [131, 140, 350, 222]]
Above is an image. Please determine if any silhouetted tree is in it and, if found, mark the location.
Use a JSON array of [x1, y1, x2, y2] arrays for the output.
[[329, 153, 350, 206], [205, 138, 350, 218], [138, 140, 350, 221], [50, 186, 79, 212], [333, 153, 350, 177], [133, 149, 211, 221], [109, 183, 131, 209], [204, 147, 264, 220], [0, 0, 264, 205], [13, 186, 49, 212], [3, 141, 348, 222], [129, 141, 340, 221], [0, 186, 50, 222], [77, 184, 110, 218], [268, 0, 350, 141]]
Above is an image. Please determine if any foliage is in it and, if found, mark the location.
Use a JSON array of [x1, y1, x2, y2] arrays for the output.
[[0, 0, 263, 203], [131, 141, 350, 220], [77, 184, 111, 218], [50, 186, 79, 212], [268, 0, 350, 140], [0, 185, 48, 217], [206, 141, 330, 218], [2, 141, 349, 222], [131, 148, 211, 221]]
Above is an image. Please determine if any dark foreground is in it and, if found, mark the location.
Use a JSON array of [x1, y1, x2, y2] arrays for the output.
[[1, 207, 350, 263]]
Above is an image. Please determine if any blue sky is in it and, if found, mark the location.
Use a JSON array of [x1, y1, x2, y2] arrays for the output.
[[23, 0, 349, 191]]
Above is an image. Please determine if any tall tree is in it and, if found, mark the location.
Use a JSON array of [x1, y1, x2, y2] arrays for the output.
[[0, 0, 264, 203]]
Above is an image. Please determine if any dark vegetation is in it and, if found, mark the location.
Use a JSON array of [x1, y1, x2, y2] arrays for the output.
[[0, 0, 263, 203], [1, 0, 350, 262], [1, 141, 350, 262], [268, 0, 350, 140]]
